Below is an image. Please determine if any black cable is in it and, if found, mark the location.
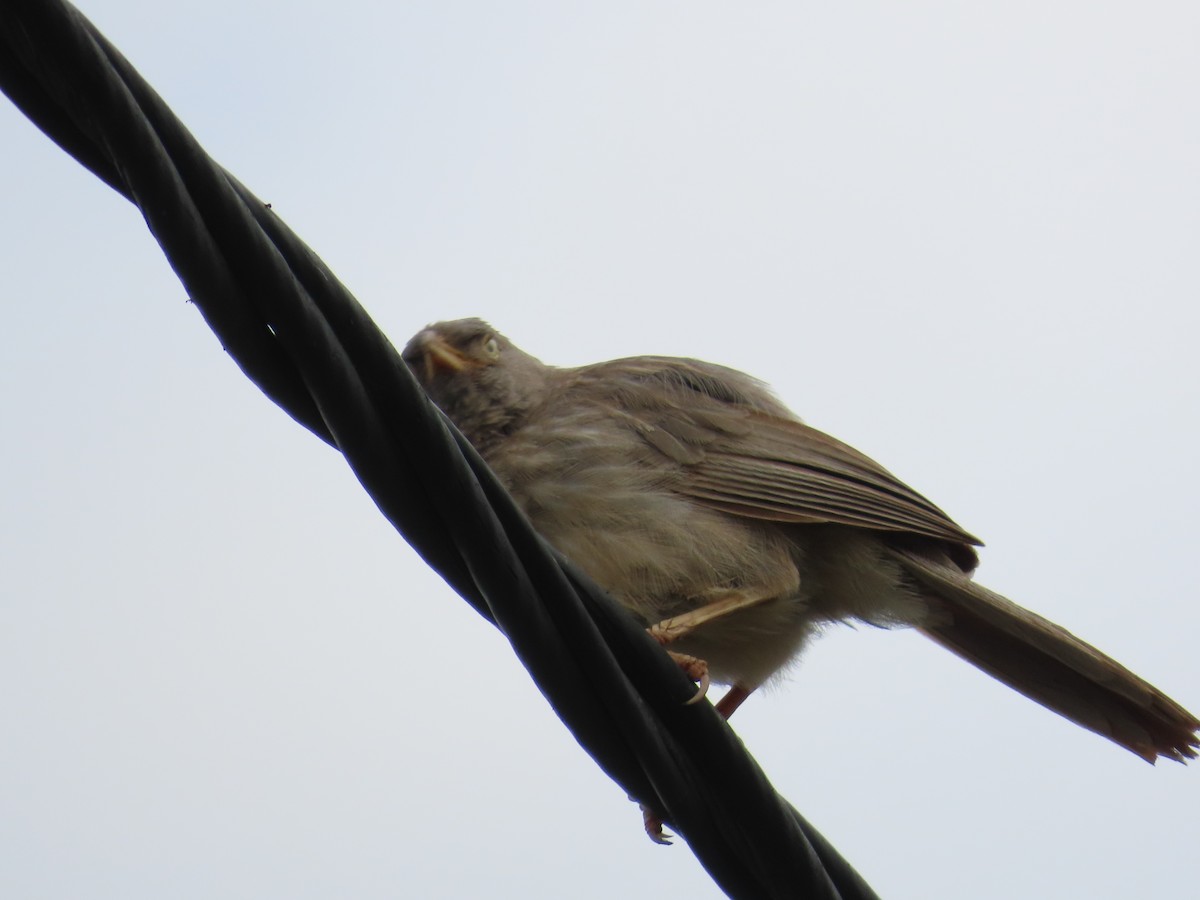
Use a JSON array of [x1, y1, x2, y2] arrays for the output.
[[0, 3, 881, 897]]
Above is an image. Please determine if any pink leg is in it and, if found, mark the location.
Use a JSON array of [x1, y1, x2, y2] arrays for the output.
[[714, 684, 753, 720]]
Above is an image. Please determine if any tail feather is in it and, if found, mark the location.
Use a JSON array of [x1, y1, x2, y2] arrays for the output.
[[886, 547, 1200, 763]]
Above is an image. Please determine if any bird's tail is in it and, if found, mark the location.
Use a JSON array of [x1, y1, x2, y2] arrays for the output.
[[885, 547, 1200, 763]]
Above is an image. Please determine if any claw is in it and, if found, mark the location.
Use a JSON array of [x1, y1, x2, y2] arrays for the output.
[[685, 668, 710, 705], [641, 804, 673, 845], [666, 650, 710, 705]]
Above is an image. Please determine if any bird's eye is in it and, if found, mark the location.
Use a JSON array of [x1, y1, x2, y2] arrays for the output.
[[482, 337, 500, 358]]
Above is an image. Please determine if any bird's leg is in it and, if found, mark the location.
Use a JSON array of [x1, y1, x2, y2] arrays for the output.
[[714, 684, 753, 719], [639, 593, 771, 844], [646, 587, 776, 709], [647, 588, 779, 644]]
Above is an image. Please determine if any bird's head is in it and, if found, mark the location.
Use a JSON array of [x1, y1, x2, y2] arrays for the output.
[[402, 318, 551, 451]]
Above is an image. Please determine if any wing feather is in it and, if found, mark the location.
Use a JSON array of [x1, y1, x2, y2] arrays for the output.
[[570, 357, 981, 551]]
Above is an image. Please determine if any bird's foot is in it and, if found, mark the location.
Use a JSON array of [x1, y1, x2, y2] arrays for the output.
[[664, 650, 710, 705], [640, 802, 673, 845]]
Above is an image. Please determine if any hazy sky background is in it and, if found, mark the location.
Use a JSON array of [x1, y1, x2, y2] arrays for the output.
[[2, 2, 1198, 897]]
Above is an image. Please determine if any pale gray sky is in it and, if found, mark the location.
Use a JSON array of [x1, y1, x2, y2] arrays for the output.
[[2, 2, 1198, 898]]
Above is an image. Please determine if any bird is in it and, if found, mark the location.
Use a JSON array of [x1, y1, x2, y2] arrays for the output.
[[402, 318, 1199, 775]]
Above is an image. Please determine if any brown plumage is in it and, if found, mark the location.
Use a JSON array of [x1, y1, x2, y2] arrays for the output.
[[403, 318, 1199, 764]]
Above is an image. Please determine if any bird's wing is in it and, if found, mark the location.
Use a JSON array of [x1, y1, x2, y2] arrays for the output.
[[572, 357, 981, 550]]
